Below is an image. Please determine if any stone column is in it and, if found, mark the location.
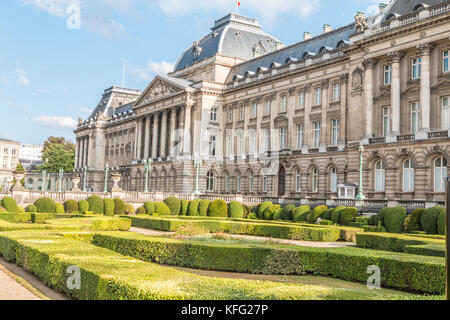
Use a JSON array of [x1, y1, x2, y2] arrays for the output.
[[74, 138, 80, 169], [169, 108, 177, 159], [183, 104, 192, 156], [79, 137, 85, 167], [152, 113, 159, 159], [339, 74, 348, 144], [133, 121, 139, 160], [418, 43, 433, 132], [302, 84, 312, 152], [256, 97, 262, 155], [144, 115, 151, 159], [136, 118, 143, 161], [160, 110, 168, 159], [179, 107, 185, 156], [320, 79, 329, 147], [84, 135, 89, 168], [388, 52, 403, 135], [363, 58, 377, 138]]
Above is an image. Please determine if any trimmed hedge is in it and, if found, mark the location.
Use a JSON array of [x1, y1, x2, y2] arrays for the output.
[[273, 208, 283, 221], [322, 208, 334, 221], [339, 207, 358, 226], [257, 202, 273, 220], [181, 199, 189, 216], [421, 207, 444, 235], [87, 195, 104, 215], [113, 198, 126, 215], [64, 200, 78, 213], [125, 203, 135, 215], [34, 197, 56, 213], [208, 199, 228, 217], [374, 207, 388, 228], [406, 208, 424, 233], [198, 200, 211, 217], [307, 205, 328, 224], [104, 199, 115, 216], [55, 203, 65, 214], [384, 207, 407, 234], [2, 197, 17, 213], [0, 212, 31, 223], [263, 205, 281, 220], [164, 197, 181, 215], [153, 202, 170, 216], [437, 209, 446, 236], [331, 206, 345, 224], [188, 199, 201, 216], [293, 205, 310, 222], [281, 204, 295, 221], [78, 200, 89, 214], [228, 201, 243, 218], [144, 202, 155, 215], [25, 205, 37, 213], [137, 207, 146, 215]]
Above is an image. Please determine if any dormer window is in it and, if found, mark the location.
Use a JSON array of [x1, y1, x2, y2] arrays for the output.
[[254, 44, 266, 58], [413, 4, 425, 11]]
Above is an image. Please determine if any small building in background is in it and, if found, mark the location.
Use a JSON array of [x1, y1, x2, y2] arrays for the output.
[[0, 138, 21, 190]]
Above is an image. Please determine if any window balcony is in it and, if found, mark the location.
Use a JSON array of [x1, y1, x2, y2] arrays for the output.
[[397, 134, 415, 142], [427, 131, 448, 139], [369, 137, 386, 144]]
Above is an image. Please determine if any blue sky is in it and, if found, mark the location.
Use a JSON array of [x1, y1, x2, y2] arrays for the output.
[[0, 0, 380, 145]]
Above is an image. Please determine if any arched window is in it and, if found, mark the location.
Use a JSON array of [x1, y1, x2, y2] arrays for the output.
[[206, 171, 214, 192], [249, 172, 254, 192], [236, 172, 241, 193], [330, 167, 337, 192], [312, 168, 318, 192], [403, 159, 415, 192], [375, 160, 386, 192], [434, 157, 448, 192], [295, 169, 301, 192], [413, 4, 424, 11], [225, 172, 230, 193]]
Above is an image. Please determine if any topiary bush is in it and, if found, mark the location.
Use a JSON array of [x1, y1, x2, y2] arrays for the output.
[[153, 202, 171, 216], [114, 198, 126, 215], [322, 208, 334, 221], [198, 199, 211, 216], [25, 204, 37, 213], [64, 200, 78, 213], [137, 206, 146, 215], [104, 198, 115, 216], [281, 204, 295, 221], [307, 205, 328, 224], [164, 197, 181, 215], [273, 207, 283, 220], [228, 201, 244, 218], [2, 197, 18, 212], [292, 205, 310, 222], [144, 202, 155, 215], [208, 199, 228, 217], [188, 199, 201, 216], [374, 207, 389, 228], [125, 203, 135, 215], [55, 203, 65, 214], [87, 195, 104, 214], [34, 197, 56, 213], [383, 207, 406, 233], [339, 207, 358, 226], [437, 208, 446, 236], [16, 206, 25, 213], [406, 208, 424, 233], [263, 205, 281, 220], [242, 204, 250, 219], [78, 200, 89, 214], [421, 206, 444, 235], [181, 199, 189, 216], [257, 201, 273, 220], [331, 206, 346, 224]]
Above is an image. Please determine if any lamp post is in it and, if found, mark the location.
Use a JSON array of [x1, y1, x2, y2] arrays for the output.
[[58, 168, 64, 192], [83, 165, 87, 192], [446, 177, 450, 300], [103, 163, 109, 193], [41, 170, 46, 191], [356, 144, 366, 201], [143, 159, 151, 193], [193, 154, 202, 195]]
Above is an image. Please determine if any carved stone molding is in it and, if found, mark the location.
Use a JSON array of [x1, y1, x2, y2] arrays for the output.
[[362, 58, 378, 70], [417, 43, 435, 55], [340, 74, 349, 84], [304, 84, 312, 93], [387, 51, 405, 63], [321, 79, 329, 88]]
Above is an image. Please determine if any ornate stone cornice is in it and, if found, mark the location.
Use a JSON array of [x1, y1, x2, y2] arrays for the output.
[[362, 58, 378, 70], [387, 51, 405, 63], [417, 43, 435, 55]]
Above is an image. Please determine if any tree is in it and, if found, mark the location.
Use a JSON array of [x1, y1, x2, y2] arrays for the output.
[[15, 163, 25, 172], [38, 136, 75, 173]]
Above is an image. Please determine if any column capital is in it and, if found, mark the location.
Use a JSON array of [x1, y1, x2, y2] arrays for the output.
[[417, 43, 435, 55], [321, 79, 329, 88], [340, 74, 349, 84], [362, 58, 378, 70], [387, 51, 405, 63], [304, 83, 312, 92]]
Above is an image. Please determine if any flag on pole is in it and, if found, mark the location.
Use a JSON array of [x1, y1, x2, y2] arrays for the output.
[[236, 0, 241, 14]]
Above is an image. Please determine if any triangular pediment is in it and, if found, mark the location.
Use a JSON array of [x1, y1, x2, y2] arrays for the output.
[[135, 75, 189, 107]]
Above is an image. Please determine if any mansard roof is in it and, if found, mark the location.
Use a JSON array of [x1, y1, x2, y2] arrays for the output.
[[382, 0, 444, 21]]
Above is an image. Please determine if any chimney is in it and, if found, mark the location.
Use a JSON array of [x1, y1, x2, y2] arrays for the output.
[[323, 24, 333, 33], [303, 32, 312, 41], [379, 3, 387, 13]]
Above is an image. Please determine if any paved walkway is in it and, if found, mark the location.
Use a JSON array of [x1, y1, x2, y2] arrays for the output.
[[0, 265, 40, 300]]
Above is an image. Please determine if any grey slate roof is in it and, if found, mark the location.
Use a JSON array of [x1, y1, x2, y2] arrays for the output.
[[383, 0, 445, 21]]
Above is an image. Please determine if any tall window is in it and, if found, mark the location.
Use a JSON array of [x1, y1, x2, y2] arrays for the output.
[[264, 129, 270, 152], [262, 176, 267, 192], [442, 97, 449, 130], [226, 134, 233, 157], [330, 167, 337, 192], [236, 172, 241, 192], [443, 50, 449, 73], [279, 127, 286, 150], [239, 106, 244, 120], [412, 57, 422, 79], [383, 107, 390, 137], [208, 136, 216, 156], [410, 102, 420, 134], [249, 172, 254, 192], [251, 102, 257, 118], [225, 172, 230, 192], [238, 133, 244, 154], [298, 92, 305, 108], [331, 119, 339, 146], [281, 95, 287, 112], [312, 168, 318, 192], [297, 124, 303, 149], [332, 83, 340, 101], [265, 99, 271, 115], [228, 109, 233, 122], [384, 65, 392, 85], [375, 160, 386, 192], [403, 159, 415, 192], [313, 122, 321, 148], [295, 169, 301, 192], [434, 157, 447, 192], [210, 108, 217, 121], [314, 88, 322, 105], [206, 171, 214, 192], [250, 130, 256, 154]]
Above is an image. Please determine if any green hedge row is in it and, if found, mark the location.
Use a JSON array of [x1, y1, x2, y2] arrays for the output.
[[0, 212, 31, 223]]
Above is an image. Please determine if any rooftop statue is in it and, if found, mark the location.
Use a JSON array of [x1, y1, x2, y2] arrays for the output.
[[354, 12, 369, 33]]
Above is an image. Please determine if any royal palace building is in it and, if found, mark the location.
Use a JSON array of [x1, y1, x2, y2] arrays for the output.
[[73, 0, 450, 202]]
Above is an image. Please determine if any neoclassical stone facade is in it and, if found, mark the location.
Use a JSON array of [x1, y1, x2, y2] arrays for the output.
[[73, 1, 450, 202]]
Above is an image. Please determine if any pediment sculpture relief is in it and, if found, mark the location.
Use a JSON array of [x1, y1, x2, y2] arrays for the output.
[[140, 79, 182, 105]]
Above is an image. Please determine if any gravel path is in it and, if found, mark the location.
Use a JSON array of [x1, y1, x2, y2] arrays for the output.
[[0, 265, 40, 300]]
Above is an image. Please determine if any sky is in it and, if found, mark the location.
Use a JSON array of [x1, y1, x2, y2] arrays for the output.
[[0, 0, 382, 145]]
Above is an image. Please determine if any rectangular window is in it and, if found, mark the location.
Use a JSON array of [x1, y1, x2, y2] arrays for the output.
[[239, 106, 244, 120], [262, 176, 267, 192], [209, 136, 216, 156], [281, 95, 287, 112], [228, 109, 233, 122], [410, 102, 420, 134], [331, 119, 339, 146], [12, 150, 16, 155], [313, 122, 321, 148], [251, 102, 257, 118], [384, 65, 392, 85], [443, 97, 449, 130], [264, 129, 270, 152], [238, 134, 244, 154], [314, 88, 322, 105], [297, 124, 303, 149], [444, 50, 449, 73], [279, 127, 286, 150], [383, 107, 390, 137], [226, 134, 233, 157], [4, 148, 8, 154], [298, 92, 305, 108], [250, 130, 256, 154], [210, 108, 217, 121], [332, 83, 340, 102], [412, 57, 422, 79], [265, 99, 271, 115]]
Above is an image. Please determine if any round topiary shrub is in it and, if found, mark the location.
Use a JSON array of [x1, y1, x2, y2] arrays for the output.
[[421, 206, 443, 234], [322, 208, 334, 221], [87, 195, 104, 214], [198, 199, 211, 216], [281, 204, 296, 220], [208, 199, 228, 217], [55, 203, 65, 214], [103, 198, 115, 216], [406, 208, 424, 233], [34, 197, 56, 213], [384, 207, 407, 233], [331, 206, 346, 224], [113, 198, 126, 215], [242, 204, 250, 219], [374, 207, 389, 228], [339, 207, 358, 226], [273, 207, 283, 220], [2, 197, 18, 212], [257, 201, 272, 220], [438, 208, 446, 235], [125, 203, 135, 215], [247, 212, 257, 220], [292, 205, 310, 222], [307, 205, 328, 224], [164, 197, 181, 215], [78, 200, 89, 214], [263, 205, 281, 220], [188, 199, 201, 216], [154, 202, 170, 216], [181, 199, 189, 216], [144, 202, 154, 215], [64, 200, 78, 213], [25, 204, 37, 213], [368, 215, 376, 226], [228, 201, 244, 218], [137, 206, 146, 215]]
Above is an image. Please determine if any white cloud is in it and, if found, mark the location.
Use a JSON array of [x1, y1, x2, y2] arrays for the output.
[[19, 0, 80, 17], [14, 69, 31, 87], [130, 60, 175, 82], [34, 115, 77, 129]]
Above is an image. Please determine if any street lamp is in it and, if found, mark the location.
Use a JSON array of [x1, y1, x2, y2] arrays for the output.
[[143, 159, 152, 193], [83, 165, 87, 192], [103, 163, 109, 193], [58, 168, 64, 192], [355, 144, 366, 201], [41, 170, 46, 191], [193, 154, 202, 195]]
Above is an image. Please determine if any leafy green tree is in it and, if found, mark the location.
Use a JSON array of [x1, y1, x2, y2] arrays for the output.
[[38, 137, 75, 172]]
